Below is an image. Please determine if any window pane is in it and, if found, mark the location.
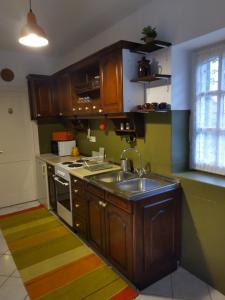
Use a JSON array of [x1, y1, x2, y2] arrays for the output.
[[220, 95, 225, 128], [196, 96, 217, 129], [209, 58, 219, 91], [195, 132, 217, 165], [218, 134, 225, 167]]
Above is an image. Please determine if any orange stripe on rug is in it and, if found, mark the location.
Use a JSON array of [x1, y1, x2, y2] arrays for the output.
[[0, 205, 44, 220], [9, 226, 69, 252], [25, 253, 103, 299], [109, 286, 139, 300]]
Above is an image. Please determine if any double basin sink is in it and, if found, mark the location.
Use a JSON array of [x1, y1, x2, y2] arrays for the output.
[[88, 170, 179, 200]]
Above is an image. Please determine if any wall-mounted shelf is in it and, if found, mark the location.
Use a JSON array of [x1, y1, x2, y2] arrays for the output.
[[76, 86, 100, 95], [131, 74, 171, 83], [132, 40, 172, 54]]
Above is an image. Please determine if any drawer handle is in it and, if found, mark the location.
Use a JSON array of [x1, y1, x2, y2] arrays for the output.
[[74, 189, 79, 193], [75, 223, 80, 228], [75, 203, 80, 208]]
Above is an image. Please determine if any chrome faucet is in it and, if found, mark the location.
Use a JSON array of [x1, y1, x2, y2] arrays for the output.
[[120, 148, 144, 177]]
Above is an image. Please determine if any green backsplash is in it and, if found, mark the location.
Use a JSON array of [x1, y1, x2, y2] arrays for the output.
[[38, 121, 67, 154], [74, 112, 172, 175]]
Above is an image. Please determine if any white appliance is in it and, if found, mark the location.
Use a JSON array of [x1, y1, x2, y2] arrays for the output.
[[51, 140, 76, 156], [35, 158, 49, 208]]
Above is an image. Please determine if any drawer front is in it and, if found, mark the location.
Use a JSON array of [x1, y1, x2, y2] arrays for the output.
[[73, 197, 87, 218], [73, 215, 87, 239], [87, 184, 104, 199], [105, 192, 132, 214], [71, 176, 84, 197]]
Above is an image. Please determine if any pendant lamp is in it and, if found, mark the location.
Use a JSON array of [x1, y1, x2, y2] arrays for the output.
[[19, 0, 48, 47]]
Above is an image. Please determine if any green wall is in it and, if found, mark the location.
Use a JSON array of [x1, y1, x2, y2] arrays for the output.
[[74, 113, 172, 175], [180, 177, 225, 295]]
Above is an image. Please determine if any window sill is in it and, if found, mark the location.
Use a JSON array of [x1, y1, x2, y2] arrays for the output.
[[173, 170, 225, 189]]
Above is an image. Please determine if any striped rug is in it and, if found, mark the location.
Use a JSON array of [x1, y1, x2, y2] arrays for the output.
[[0, 205, 138, 300]]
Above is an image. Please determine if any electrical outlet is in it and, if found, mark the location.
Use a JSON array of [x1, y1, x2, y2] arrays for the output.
[[89, 136, 96, 142]]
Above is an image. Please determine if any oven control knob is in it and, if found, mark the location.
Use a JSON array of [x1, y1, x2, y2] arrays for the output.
[[75, 204, 80, 208]]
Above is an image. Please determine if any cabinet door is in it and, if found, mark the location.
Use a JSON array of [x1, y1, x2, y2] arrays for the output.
[[27, 75, 53, 119], [46, 165, 57, 212], [100, 51, 122, 113], [87, 193, 105, 253], [105, 202, 133, 278], [54, 72, 76, 116]]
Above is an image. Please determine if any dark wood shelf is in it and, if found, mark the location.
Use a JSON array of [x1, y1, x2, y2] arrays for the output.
[[132, 40, 172, 54], [131, 74, 171, 83], [115, 129, 136, 135], [75, 86, 100, 95]]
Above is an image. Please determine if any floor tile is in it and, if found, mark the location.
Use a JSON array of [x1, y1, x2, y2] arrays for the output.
[[209, 286, 225, 300], [11, 269, 21, 278], [137, 274, 172, 300], [0, 276, 8, 287], [0, 254, 17, 276], [172, 268, 211, 300], [0, 277, 27, 300], [0, 234, 8, 255]]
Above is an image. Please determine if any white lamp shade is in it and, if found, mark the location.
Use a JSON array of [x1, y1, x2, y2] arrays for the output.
[[19, 10, 49, 47]]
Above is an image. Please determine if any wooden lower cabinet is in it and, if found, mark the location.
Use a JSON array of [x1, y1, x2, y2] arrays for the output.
[[85, 183, 181, 289], [105, 202, 133, 278]]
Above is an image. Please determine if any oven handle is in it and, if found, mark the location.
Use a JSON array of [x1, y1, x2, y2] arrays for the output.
[[53, 176, 69, 186]]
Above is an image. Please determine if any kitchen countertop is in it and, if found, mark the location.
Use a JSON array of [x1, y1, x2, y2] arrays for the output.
[[37, 153, 121, 179]]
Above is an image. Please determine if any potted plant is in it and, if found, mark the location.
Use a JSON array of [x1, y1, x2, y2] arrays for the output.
[[141, 26, 157, 44]]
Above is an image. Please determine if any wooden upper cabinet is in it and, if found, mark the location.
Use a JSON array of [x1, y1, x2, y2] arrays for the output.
[[100, 50, 123, 113], [53, 72, 76, 117], [27, 75, 54, 119]]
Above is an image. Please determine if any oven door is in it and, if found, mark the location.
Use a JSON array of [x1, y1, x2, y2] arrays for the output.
[[54, 175, 72, 226]]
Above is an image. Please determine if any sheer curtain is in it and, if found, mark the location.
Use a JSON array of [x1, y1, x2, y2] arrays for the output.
[[190, 42, 225, 176]]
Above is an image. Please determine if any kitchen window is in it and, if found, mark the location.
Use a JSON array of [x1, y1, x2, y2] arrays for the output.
[[190, 42, 225, 176]]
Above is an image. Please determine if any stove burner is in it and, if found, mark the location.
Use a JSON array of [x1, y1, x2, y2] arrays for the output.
[[62, 161, 73, 165], [68, 163, 83, 168]]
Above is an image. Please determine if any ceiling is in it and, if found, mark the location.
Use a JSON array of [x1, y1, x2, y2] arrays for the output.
[[0, 0, 150, 57]]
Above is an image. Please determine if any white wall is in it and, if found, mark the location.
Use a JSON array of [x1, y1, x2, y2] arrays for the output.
[[0, 50, 55, 206]]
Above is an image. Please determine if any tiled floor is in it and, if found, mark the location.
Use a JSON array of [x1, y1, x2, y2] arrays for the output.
[[0, 201, 224, 300]]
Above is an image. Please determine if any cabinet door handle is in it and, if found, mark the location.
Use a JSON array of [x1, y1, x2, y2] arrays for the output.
[[102, 202, 107, 208], [99, 201, 103, 206], [74, 179, 78, 183], [151, 209, 165, 222], [74, 189, 79, 193], [75, 203, 80, 208], [75, 223, 80, 228], [37, 113, 41, 117]]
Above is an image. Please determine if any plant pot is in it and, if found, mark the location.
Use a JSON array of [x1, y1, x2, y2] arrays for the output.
[[143, 36, 155, 44]]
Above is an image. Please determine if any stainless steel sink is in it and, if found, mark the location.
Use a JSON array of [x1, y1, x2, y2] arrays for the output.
[[115, 178, 161, 192], [90, 171, 136, 183], [88, 170, 179, 200]]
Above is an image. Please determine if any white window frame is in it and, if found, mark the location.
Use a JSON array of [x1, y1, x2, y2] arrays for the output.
[[190, 42, 225, 176]]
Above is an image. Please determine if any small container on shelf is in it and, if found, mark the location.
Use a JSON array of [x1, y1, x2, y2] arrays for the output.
[[137, 56, 151, 77], [120, 123, 124, 130], [125, 122, 130, 130]]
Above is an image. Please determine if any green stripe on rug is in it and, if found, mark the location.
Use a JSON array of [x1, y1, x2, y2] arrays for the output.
[[21, 246, 92, 282], [4, 219, 61, 243], [13, 234, 83, 269], [38, 265, 120, 300], [0, 208, 50, 229], [84, 278, 127, 300], [2, 216, 55, 236]]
